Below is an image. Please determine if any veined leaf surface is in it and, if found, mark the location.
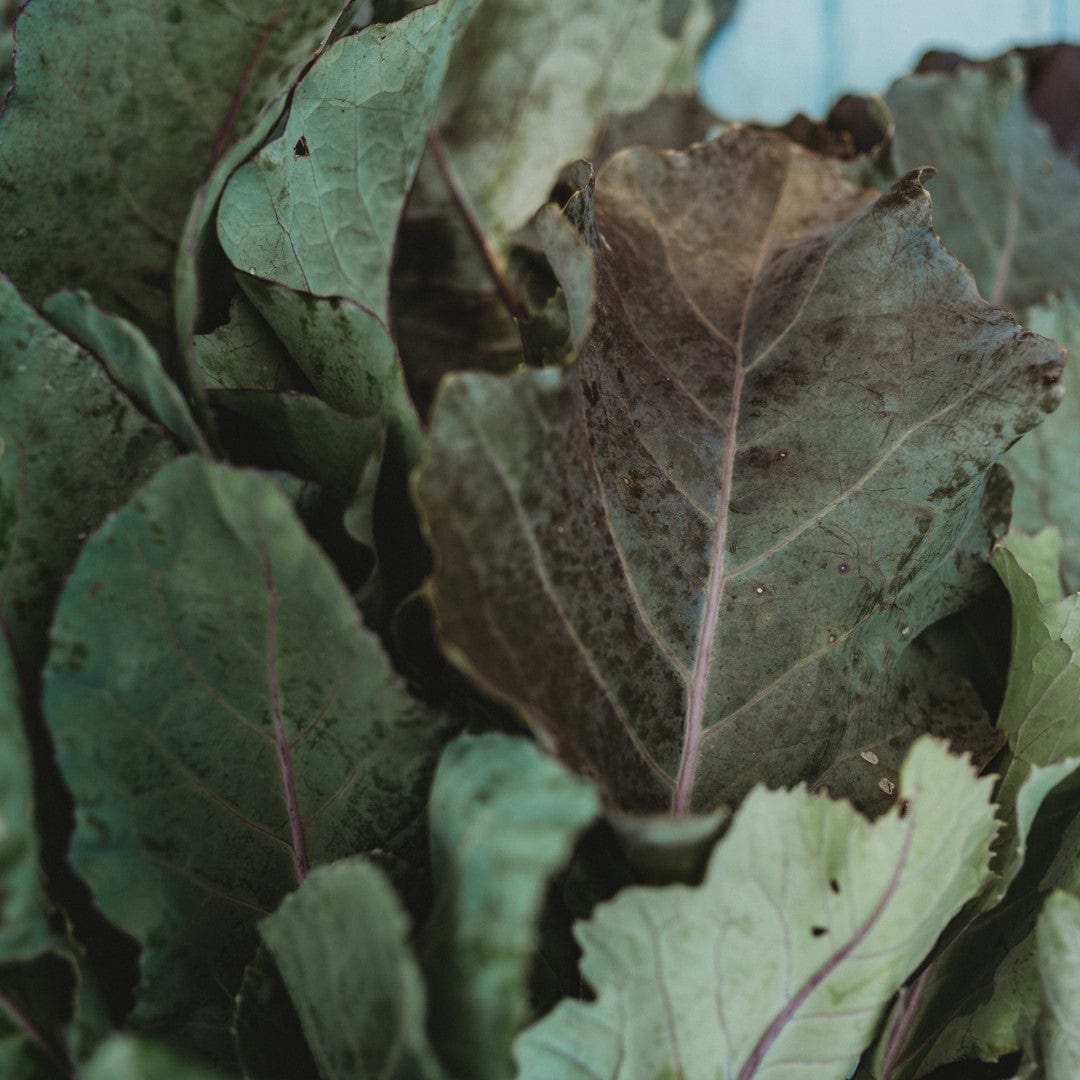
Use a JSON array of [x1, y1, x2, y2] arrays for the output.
[[0, 0, 341, 351], [514, 738, 997, 1080], [416, 129, 1063, 813], [43, 458, 455, 1060], [885, 55, 1080, 310]]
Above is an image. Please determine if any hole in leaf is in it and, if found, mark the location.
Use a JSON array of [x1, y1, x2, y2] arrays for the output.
[[293, 136, 309, 159], [899, 798, 912, 819]]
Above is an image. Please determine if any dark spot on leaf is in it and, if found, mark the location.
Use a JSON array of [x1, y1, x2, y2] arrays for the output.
[[829, 878, 840, 893], [899, 798, 912, 819], [811, 926, 827, 937], [293, 136, 309, 159]]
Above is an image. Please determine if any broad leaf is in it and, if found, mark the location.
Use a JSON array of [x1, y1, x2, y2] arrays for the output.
[[421, 734, 600, 1080], [416, 130, 1063, 814], [1004, 296, 1080, 592], [43, 458, 456, 1060], [0, 0, 341, 351], [884, 55, 1080, 309], [261, 857, 445, 1080], [0, 275, 175, 677], [42, 291, 208, 453], [430, 0, 715, 235], [514, 737, 998, 1080], [218, 0, 482, 318]]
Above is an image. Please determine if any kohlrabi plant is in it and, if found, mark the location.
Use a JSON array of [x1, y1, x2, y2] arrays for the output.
[[2, 3, 1080, 1077]]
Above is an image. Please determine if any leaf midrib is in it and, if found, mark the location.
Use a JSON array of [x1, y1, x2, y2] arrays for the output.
[[672, 154, 795, 815]]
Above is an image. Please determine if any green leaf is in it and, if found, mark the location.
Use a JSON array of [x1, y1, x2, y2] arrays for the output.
[[514, 738, 998, 1079], [260, 857, 445, 1080], [1004, 296, 1080, 593], [218, 0, 482, 319], [415, 130, 1063, 814], [1030, 891, 1080, 1078], [0, 275, 175, 677], [431, 0, 716, 235], [42, 291, 208, 453], [421, 734, 600, 1080], [192, 294, 296, 393], [884, 55, 1080, 310], [238, 280, 424, 471], [871, 534, 1080, 1077], [82, 1033, 230, 1080], [43, 457, 456, 1061], [0, 0, 342, 351]]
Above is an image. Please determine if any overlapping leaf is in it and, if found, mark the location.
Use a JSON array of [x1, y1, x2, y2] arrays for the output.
[[43, 458, 456, 1061], [884, 54, 1080, 309], [218, 0, 482, 317], [869, 533, 1080, 1078], [416, 128, 1063, 814], [421, 734, 600, 1080], [260, 858, 445, 1080], [0, 276, 175, 677], [0, 0, 341, 351], [514, 738, 998, 1080], [1004, 296, 1080, 592]]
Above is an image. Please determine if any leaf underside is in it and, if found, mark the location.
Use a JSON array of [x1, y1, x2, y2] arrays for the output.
[[417, 127, 1063, 814]]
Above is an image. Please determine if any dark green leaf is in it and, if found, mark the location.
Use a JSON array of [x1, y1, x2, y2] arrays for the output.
[[0, 0, 342, 351], [42, 291, 208, 453], [43, 458, 456, 1060], [0, 275, 175, 677]]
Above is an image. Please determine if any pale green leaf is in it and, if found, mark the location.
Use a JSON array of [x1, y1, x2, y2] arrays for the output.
[[218, 0, 482, 318], [514, 738, 998, 1080], [871, 535, 1080, 1077], [260, 857, 445, 1080], [43, 458, 456, 1061], [1031, 890, 1080, 1079], [421, 734, 600, 1080], [432, 0, 716, 234]]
